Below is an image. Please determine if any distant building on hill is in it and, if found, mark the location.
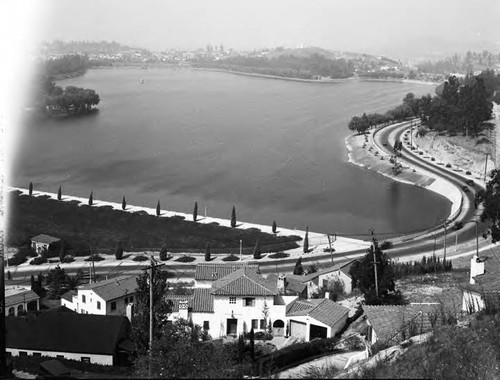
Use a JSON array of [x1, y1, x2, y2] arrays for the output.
[[31, 234, 61, 254]]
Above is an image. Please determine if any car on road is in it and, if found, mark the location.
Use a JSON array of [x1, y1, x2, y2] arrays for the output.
[[461, 185, 470, 193], [465, 179, 475, 186]]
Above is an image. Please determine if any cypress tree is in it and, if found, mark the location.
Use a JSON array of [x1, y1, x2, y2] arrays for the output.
[[156, 201, 161, 216], [59, 241, 66, 261], [272, 220, 277, 234], [303, 225, 309, 253], [231, 205, 237, 228], [193, 201, 198, 222], [7, 271, 11, 281], [122, 196, 127, 210], [205, 242, 211, 261], [88, 191, 93, 206], [253, 238, 261, 259], [250, 328, 255, 363], [114, 241, 124, 260], [57, 185, 62, 201], [29, 182, 33, 196], [30, 275, 35, 288], [159, 243, 168, 261], [293, 257, 304, 275]]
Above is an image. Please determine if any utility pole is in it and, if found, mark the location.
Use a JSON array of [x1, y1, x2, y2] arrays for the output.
[[410, 119, 413, 148], [239, 240, 242, 261], [143, 256, 164, 378], [484, 153, 489, 182], [370, 229, 379, 298], [327, 234, 333, 264], [443, 220, 447, 263], [475, 220, 479, 257], [455, 231, 458, 253]]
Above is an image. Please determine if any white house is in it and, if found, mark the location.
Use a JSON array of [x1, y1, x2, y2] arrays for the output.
[[461, 254, 500, 313], [6, 311, 134, 366], [286, 298, 349, 341], [5, 286, 40, 316], [61, 275, 137, 316], [31, 234, 61, 254], [168, 265, 297, 338]]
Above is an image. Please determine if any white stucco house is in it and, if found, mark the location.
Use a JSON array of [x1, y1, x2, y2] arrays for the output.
[[30, 234, 61, 254], [61, 275, 137, 316], [5, 286, 40, 316], [6, 310, 134, 365], [461, 254, 500, 313]]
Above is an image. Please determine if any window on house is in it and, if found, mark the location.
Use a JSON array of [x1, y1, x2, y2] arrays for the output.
[[252, 319, 258, 330], [81, 357, 91, 363], [244, 298, 255, 307], [203, 321, 210, 330], [124, 297, 128, 304], [111, 301, 116, 311], [229, 297, 236, 304], [260, 319, 266, 329], [129, 296, 133, 302], [97, 301, 101, 310], [32, 352, 41, 357], [82, 294, 86, 303], [19, 352, 27, 356]]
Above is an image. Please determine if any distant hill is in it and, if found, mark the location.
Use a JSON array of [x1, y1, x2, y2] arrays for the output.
[[266, 46, 338, 60]]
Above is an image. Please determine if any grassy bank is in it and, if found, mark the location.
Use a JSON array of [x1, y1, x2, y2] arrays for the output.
[[6, 190, 300, 254]]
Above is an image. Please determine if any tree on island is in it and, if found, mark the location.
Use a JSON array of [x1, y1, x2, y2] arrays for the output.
[[159, 242, 169, 261], [293, 257, 304, 275], [303, 226, 309, 253], [88, 191, 93, 206], [204, 242, 211, 261], [272, 220, 277, 234], [193, 201, 198, 222], [156, 201, 161, 217], [349, 240, 405, 305], [122, 196, 127, 210], [28, 182, 33, 196], [114, 241, 124, 260], [57, 186, 62, 201], [231, 205, 237, 228], [253, 238, 261, 260]]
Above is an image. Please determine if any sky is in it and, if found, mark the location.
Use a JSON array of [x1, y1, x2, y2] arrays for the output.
[[7, 0, 500, 60]]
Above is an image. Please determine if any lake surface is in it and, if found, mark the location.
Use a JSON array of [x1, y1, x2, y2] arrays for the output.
[[12, 67, 450, 239]]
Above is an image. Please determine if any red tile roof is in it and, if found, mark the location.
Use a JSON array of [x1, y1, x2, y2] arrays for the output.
[[286, 298, 349, 329], [363, 304, 440, 346], [195, 263, 260, 281], [165, 289, 214, 313], [5, 288, 40, 308], [79, 275, 137, 302], [211, 266, 277, 296]]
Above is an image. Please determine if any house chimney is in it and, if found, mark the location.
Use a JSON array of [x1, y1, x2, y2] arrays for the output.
[[470, 255, 485, 285], [277, 275, 287, 294], [126, 303, 134, 323], [179, 300, 189, 320]]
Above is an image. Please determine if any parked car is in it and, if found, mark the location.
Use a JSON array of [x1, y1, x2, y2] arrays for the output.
[[461, 185, 470, 193], [465, 179, 475, 186]]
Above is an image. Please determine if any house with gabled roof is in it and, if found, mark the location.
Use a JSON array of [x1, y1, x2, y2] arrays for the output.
[[194, 263, 260, 288], [61, 275, 137, 316], [363, 303, 440, 348], [5, 286, 40, 316], [461, 254, 500, 313], [286, 298, 349, 341], [284, 260, 358, 298], [6, 310, 134, 365], [31, 234, 61, 254]]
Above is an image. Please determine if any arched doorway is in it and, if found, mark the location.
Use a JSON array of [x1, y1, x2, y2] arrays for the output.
[[273, 319, 285, 336], [17, 304, 24, 316], [8, 307, 15, 316]]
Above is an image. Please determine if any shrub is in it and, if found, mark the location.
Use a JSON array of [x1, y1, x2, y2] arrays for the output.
[[323, 247, 336, 253], [29, 256, 47, 265], [84, 254, 105, 262], [133, 255, 149, 262], [222, 254, 239, 262], [175, 255, 196, 263], [61, 256, 74, 263], [268, 252, 289, 259], [380, 241, 393, 250], [159, 244, 169, 261], [453, 221, 463, 231], [446, 163, 452, 168], [8, 248, 29, 266], [466, 171, 472, 175], [431, 157, 436, 161]]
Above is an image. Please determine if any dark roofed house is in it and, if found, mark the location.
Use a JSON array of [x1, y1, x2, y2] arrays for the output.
[[266, 274, 307, 298], [6, 311, 134, 365], [194, 263, 260, 288], [461, 254, 500, 313], [363, 303, 440, 348], [286, 298, 349, 341], [60, 275, 137, 316], [31, 234, 61, 254]]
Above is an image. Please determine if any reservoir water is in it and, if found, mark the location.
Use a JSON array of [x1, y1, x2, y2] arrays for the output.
[[12, 67, 450, 239]]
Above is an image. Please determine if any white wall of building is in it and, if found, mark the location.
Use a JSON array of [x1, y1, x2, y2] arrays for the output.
[[7, 348, 113, 365], [462, 290, 485, 313], [64, 290, 135, 316], [318, 271, 353, 294]]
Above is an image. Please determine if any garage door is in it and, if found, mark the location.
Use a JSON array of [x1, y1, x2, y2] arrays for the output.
[[290, 320, 307, 340]]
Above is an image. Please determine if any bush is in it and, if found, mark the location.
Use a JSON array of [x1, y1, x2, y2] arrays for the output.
[[133, 255, 149, 262], [84, 254, 105, 262], [175, 255, 196, 263], [446, 163, 452, 168], [380, 241, 393, 250], [29, 256, 47, 265], [323, 248, 336, 253], [267, 252, 289, 259], [222, 254, 239, 262], [61, 256, 74, 263], [244, 331, 273, 340], [466, 171, 472, 175], [431, 157, 436, 161], [8, 248, 30, 266], [453, 221, 464, 231]]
